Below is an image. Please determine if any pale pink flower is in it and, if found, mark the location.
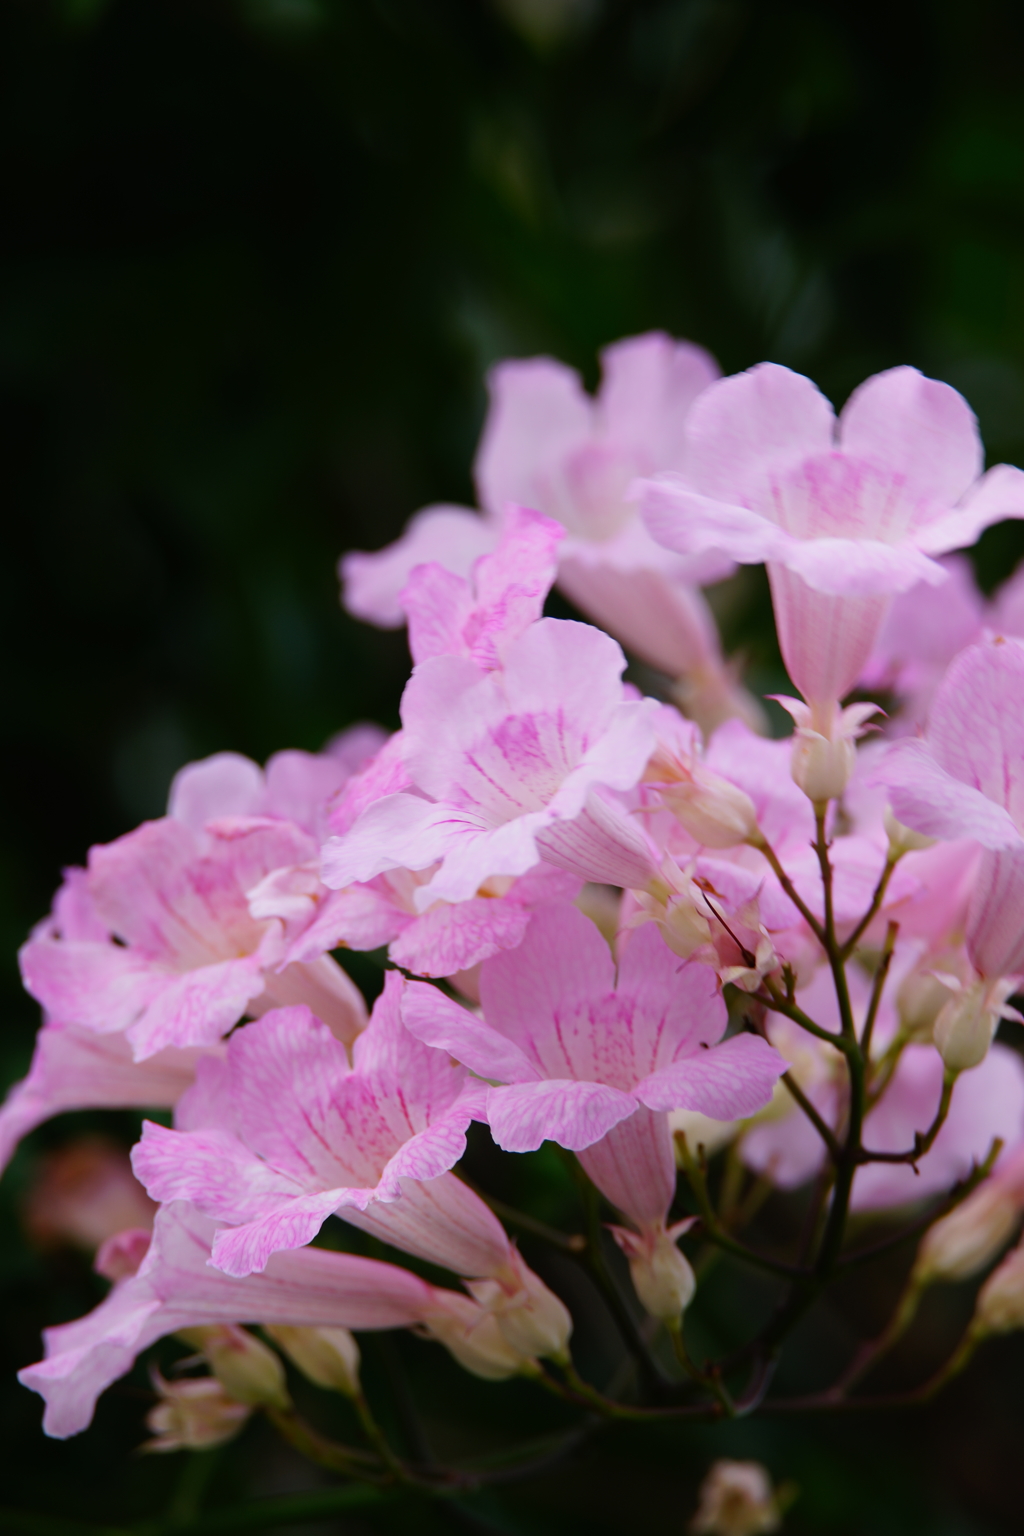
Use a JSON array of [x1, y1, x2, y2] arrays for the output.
[[640, 364, 1024, 713], [399, 505, 563, 670], [20, 818, 367, 1062], [342, 504, 500, 628], [130, 977, 498, 1279], [320, 619, 658, 906], [2, 868, 217, 1170], [860, 555, 1024, 731], [342, 335, 759, 727], [168, 726, 386, 843], [17, 1200, 471, 1438], [284, 861, 580, 980], [873, 635, 1024, 979], [402, 905, 784, 1195]]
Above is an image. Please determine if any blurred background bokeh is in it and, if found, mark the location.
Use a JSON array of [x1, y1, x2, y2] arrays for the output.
[[5, 2, 1024, 1531]]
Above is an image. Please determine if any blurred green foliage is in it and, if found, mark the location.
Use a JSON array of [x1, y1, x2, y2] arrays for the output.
[[5, 1, 1024, 1531]]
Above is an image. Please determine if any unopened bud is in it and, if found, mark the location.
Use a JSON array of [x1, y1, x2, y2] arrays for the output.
[[883, 806, 936, 857], [933, 982, 1000, 1071], [143, 1372, 251, 1453], [467, 1258, 572, 1364], [690, 1458, 782, 1535], [177, 1325, 290, 1410], [914, 1181, 1021, 1284], [775, 697, 878, 805], [660, 772, 760, 851], [263, 1326, 360, 1398], [896, 969, 955, 1041], [610, 1221, 696, 1325], [973, 1241, 1024, 1335], [790, 730, 855, 804], [422, 1294, 539, 1381]]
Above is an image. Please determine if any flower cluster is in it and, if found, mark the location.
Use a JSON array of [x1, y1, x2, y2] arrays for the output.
[[8, 335, 1024, 1502]]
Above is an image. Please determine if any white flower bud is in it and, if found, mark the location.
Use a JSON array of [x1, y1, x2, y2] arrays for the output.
[[896, 968, 955, 1041], [883, 805, 936, 857], [974, 1241, 1024, 1334], [790, 730, 856, 804], [690, 1459, 782, 1535], [610, 1221, 696, 1325], [775, 697, 879, 805], [914, 1182, 1021, 1284], [467, 1258, 572, 1365], [421, 1294, 539, 1381], [177, 1325, 290, 1410], [143, 1373, 251, 1453], [263, 1326, 361, 1398], [659, 771, 761, 850], [933, 982, 1000, 1072]]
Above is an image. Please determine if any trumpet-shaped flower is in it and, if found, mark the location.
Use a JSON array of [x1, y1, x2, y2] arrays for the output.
[[20, 819, 367, 1062], [342, 335, 758, 730], [284, 860, 580, 980], [131, 976, 501, 1280], [399, 506, 563, 670], [168, 726, 385, 843], [321, 619, 658, 906], [873, 636, 1024, 979], [402, 905, 785, 1198], [640, 364, 1024, 711], [17, 1201, 480, 1439]]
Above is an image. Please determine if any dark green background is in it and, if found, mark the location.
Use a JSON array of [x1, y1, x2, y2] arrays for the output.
[[5, 1, 1024, 1530]]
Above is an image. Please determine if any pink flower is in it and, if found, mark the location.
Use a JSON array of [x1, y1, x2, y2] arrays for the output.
[[321, 619, 658, 906], [17, 1200, 468, 1439], [342, 335, 759, 724], [169, 727, 386, 843], [285, 861, 580, 980], [399, 506, 564, 670], [402, 905, 785, 1193], [342, 504, 500, 628], [130, 975, 516, 1284], [20, 820, 367, 1062], [873, 635, 1024, 979], [2, 868, 219, 1171], [640, 364, 1024, 712]]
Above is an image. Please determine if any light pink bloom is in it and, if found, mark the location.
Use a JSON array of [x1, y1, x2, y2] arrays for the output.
[[131, 976, 512, 1283], [342, 505, 500, 628], [400, 506, 563, 670], [342, 336, 758, 724], [873, 635, 1024, 978], [18, 1200, 464, 1438], [321, 619, 658, 906], [169, 726, 386, 843], [20, 820, 368, 1062], [285, 861, 580, 979], [476, 333, 735, 675], [640, 364, 1024, 712], [402, 907, 785, 1212], [859, 556, 1024, 731]]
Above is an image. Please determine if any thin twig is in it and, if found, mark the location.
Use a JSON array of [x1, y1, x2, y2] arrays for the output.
[[779, 1070, 842, 1161], [839, 855, 900, 960], [751, 834, 827, 944], [859, 921, 898, 1063], [858, 1072, 956, 1166]]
